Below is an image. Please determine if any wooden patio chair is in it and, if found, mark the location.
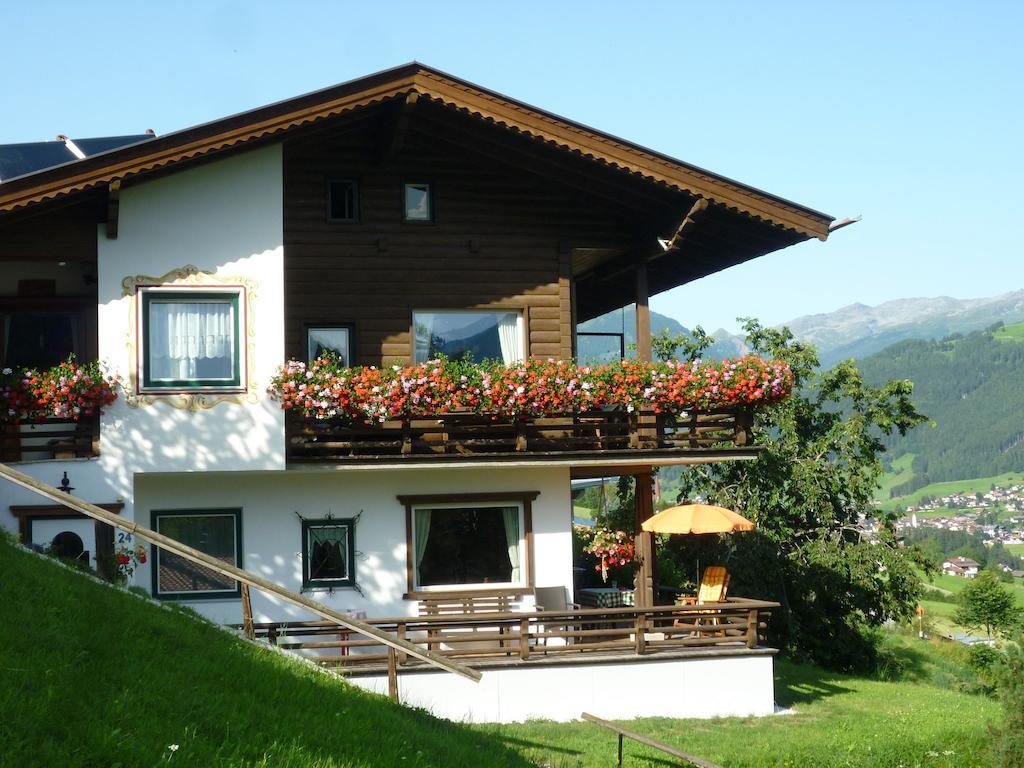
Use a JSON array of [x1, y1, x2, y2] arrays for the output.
[[673, 566, 729, 637]]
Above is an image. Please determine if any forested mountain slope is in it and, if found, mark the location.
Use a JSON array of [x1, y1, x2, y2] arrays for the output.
[[859, 323, 1024, 496]]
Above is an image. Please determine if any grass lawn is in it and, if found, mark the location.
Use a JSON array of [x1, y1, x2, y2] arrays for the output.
[[483, 651, 1000, 768], [1006, 542, 1024, 557], [0, 537, 530, 768], [0, 536, 1005, 768]]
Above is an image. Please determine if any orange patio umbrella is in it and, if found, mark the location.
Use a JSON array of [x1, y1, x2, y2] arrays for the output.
[[641, 504, 755, 535]]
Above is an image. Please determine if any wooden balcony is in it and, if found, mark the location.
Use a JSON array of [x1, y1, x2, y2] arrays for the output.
[[242, 598, 777, 675], [285, 406, 755, 464], [0, 415, 100, 462]]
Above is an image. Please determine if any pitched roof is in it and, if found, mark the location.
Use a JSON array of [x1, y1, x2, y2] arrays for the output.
[[0, 63, 832, 239], [0, 135, 154, 182]]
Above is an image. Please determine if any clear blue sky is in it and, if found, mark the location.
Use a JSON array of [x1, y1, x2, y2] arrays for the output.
[[4, 1, 1021, 333]]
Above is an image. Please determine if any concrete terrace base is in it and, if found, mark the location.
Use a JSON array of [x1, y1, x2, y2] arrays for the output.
[[347, 647, 777, 723]]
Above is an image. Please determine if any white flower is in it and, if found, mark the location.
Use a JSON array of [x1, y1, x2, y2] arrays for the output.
[[1, 368, 11, 375], [168, 744, 179, 752]]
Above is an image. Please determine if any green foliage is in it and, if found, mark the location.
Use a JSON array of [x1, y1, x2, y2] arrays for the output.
[[859, 327, 1024, 489], [991, 635, 1024, 768], [650, 325, 714, 362], [955, 570, 1021, 637], [671, 319, 930, 672]]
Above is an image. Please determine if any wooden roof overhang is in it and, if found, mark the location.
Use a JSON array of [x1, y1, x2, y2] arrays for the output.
[[0, 63, 833, 311]]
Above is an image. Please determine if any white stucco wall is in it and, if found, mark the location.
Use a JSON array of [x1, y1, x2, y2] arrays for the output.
[[352, 652, 777, 723], [96, 144, 285, 476], [0, 146, 284, 551], [132, 465, 572, 624]]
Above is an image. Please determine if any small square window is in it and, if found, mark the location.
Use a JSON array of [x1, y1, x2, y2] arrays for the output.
[[152, 509, 242, 600], [302, 519, 356, 589], [327, 179, 359, 222], [140, 290, 242, 391], [306, 325, 352, 365], [403, 182, 432, 222]]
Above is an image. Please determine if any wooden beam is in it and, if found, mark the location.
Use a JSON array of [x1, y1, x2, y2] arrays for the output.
[[581, 712, 724, 768], [105, 178, 121, 240], [377, 92, 420, 166], [654, 196, 708, 258], [0, 461, 482, 683], [633, 472, 656, 608]]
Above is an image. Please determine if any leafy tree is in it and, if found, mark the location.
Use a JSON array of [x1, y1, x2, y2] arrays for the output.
[[955, 570, 1021, 637], [670, 319, 929, 672], [651, 326, 714, 363]]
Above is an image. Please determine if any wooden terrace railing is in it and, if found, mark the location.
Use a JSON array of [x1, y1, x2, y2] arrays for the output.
[[0, 415, 100, 462], [242, 598, 777, 674], [286, 406, 754, 462]]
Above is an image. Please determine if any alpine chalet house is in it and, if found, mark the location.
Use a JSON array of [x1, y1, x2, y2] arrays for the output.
[[0, 64, 834, 722]]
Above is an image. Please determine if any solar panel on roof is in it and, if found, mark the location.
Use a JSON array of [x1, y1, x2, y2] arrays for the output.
[[0, 134, 155, 182]]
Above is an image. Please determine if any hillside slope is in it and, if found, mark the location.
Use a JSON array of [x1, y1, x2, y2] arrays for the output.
[[0, 538, 528, 768], [859, 323, 1024, 495]]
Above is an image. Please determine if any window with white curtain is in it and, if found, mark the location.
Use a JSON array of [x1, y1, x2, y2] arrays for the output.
[[411, 502, 524, 590], [412, 310, 523, 364], [141, 290, 242, 389]]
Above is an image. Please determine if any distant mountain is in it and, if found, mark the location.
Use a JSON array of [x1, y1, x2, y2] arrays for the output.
[[784, 291, 1024, 367], [858, 323, 1024, 494]]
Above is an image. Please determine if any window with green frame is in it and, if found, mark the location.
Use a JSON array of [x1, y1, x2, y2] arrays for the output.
[[302, 518, 356, 589], [140, 290, 242, 390], [151, 508, 242, 600]]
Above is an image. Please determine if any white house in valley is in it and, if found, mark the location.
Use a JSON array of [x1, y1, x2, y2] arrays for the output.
[[0, 64, 834, 722]]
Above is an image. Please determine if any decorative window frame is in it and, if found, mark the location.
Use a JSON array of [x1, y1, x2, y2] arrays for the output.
[[150, 507, 243, 601], [397, 491, 538, 599], [301, 517, 357, 590], [122, 266, 258, 411]]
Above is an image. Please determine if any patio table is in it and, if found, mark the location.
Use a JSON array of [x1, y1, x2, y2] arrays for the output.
[[577, 587, 635, 608]]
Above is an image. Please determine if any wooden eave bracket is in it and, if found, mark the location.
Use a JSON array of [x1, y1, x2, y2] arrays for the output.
[[105, 178, 121, 239], [655, 196, 709, 258], [377, 91, 420, 166]]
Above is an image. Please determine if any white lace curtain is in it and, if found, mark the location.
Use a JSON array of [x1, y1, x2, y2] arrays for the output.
[[497, 313, 521, 364], [502, 506, 521, 583], [149, 301, 233, 380]]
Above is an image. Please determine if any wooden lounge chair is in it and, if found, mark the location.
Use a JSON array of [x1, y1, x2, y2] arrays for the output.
[[674, 566, 729, 636]]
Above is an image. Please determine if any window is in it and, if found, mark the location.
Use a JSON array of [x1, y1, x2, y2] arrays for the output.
[[413, 310, 523, 364], [2, 311, 77, 369], [327, 179, 359, 223], [403, 182, 432, 222], [152, 509, 242, 600], [301, 518, 356, 589], [411, 503, 523, 590], [306, 325, 353, 365], [140, 290, 242, 390]]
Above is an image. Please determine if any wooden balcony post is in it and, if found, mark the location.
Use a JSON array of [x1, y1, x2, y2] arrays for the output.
[[387, 647, 399, 703], [635, 261, 651, 363], [634, 611, 647, 655], [746, 609, 759, 648], [397, 622, 408, 665], [633, 473, 656, 608], [519, 617, 530, 660], [240, 583, 255, 640]]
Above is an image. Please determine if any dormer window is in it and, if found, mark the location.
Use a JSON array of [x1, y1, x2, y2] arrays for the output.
[[327, 179, 359, 223], [139, 288, 243, 391], [403, 182, 432, 222]]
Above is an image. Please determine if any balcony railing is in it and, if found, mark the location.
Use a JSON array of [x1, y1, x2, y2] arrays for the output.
[[285, 406, 754, 463], [241, 598, 777, 674], [0, 415, 100, 462]]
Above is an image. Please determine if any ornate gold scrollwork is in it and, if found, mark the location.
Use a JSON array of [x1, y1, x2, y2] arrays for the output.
[[122, 265, 259, 411]]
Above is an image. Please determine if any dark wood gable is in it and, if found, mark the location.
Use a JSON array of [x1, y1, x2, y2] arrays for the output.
[[283, 107, 640, 366]]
